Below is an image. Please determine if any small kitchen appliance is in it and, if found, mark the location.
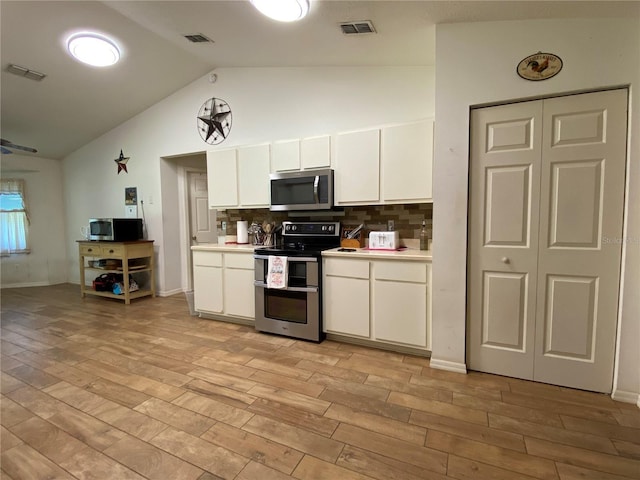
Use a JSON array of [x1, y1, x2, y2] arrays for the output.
[[269, 169, 334, 211], [368, 230, 400, 250], [254, 220, 340, 342], [88, 218, 143, 242]]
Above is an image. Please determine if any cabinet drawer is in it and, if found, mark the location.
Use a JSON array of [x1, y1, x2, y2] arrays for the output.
[[101, 244, 124, 257], [324, 258, 369, 279], [193, 251, 223, 267], [224, 252, 254, 269], [374, 261, 427, 283], [79, 244, 101, 256]]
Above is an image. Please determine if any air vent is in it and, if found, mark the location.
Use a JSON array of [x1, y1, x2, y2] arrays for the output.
[[183, 33, 214, 44], [7, 63, 46, 81], [339, 20, 376, 35]]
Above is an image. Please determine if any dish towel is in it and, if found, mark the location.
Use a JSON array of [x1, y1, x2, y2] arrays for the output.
[[266, 255, 288, 289]]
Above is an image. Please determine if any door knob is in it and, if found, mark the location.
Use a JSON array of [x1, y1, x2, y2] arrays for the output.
[[191, 235, 197, 241], [502, 257, 510, 264]]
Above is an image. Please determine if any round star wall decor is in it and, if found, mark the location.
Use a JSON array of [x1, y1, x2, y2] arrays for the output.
[[197, 97, 232, 145]]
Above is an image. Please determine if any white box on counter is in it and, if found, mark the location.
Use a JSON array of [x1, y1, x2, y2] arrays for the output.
[[368, 231, 400, 250]]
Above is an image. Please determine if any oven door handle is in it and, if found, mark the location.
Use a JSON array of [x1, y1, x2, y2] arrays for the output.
[[254, 281, 318, 293], [254, 255, 317, 263]]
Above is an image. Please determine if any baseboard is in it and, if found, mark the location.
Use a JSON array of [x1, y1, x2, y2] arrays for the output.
[[429, 357, 468, 374], [611, 389, 640, 406], [157, 288, 184, 297], [1, 281, 55, 289]]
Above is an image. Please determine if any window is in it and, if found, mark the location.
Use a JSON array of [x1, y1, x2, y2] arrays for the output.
[[0, 179, 30, 254]]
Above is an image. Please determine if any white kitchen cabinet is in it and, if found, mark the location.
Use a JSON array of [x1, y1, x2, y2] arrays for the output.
[[192, 248, 255, 322], [301, 135, 331, 170], [323, 258, 370, 337], [323, 255, 431, 352], [193, 251, 223, 314], [380, 119, 433, 202], [271, 140, 300, 172], [237, 144, 270, 207], [223, 252, 255, 319], [372, 260, 429, 348], [334, 129, 380, 204], [206, 149, 238, 208]]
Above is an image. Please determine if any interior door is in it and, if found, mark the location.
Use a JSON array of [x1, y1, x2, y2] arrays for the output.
[[468, 100, 543, 380], [189, 171, 216, 244], [468, 89, 627, 393], [533, 90, 627, 392]]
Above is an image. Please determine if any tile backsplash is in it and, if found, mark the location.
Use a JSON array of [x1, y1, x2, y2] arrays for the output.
[[218, 203, 432, 241]]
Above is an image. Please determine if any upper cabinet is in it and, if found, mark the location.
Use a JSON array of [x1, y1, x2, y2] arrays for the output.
[[381, 119, 433, 202], [271, 140, 300, 172], [207, 148, 238, 208], [237, 145, 270, 207], [207, 119, 433, 209], [334, 119, 433, 205], [300, 135, 331, 170], [334, 129, 380, 205], [271, 135, 331, 173], [207, 145, 270, 209]]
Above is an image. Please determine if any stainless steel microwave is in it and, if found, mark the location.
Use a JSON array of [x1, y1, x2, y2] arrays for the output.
[[88, 218, 143, 241], [269, 169, 334, 211]]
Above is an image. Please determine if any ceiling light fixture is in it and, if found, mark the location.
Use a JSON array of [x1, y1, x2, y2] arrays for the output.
[[250, 0, 309, 22], [67, 32, 120, 67]]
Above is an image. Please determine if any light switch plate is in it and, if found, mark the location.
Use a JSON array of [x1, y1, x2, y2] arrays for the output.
[[125, 205, 138, 218]]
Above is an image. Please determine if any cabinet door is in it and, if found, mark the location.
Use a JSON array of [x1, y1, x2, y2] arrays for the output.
[[324, 276, 370, 337], [193, 265, 223, 313], [238, 145, 270, 207], [373, 280, 427, 347], [271, 140, 300, 172], [301, 136, 331, 170], [224, 267, 255, 319], [207, 149, 238, 208], [334, 129, 380, 204], [381, 119, 433, 202]]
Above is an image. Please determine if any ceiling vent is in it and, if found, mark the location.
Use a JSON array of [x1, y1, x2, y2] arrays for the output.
[[6, 63, 46, 81], [339, 20, 376, 35], [183, 33, 214, 44]]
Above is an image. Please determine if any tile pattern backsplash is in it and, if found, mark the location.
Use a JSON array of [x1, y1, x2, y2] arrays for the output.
[[218, 203, 432, 240]]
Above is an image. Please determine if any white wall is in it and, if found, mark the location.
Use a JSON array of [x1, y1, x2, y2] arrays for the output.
[[432, 18, 640, 402], [63, 66, 435, 294], [1, 154, 67, 287]]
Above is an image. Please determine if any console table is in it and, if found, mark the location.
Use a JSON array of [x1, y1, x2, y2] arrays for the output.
[[78, 240, 155, 304]]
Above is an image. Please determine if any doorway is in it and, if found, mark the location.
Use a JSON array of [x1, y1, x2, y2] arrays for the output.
[[467, 89, 628, 393]]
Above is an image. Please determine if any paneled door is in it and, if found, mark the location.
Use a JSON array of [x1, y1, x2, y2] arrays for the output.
[[468, 89, 627, 393]]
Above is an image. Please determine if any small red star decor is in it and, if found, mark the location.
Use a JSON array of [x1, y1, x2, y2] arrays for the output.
[[114, 149, 130, 174]]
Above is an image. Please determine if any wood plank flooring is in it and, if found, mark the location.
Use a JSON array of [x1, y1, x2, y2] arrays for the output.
[[1, 284, 639, 480]]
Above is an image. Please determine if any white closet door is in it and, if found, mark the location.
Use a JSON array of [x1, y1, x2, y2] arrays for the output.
[[533, 89, 626, 392], [468, 100, 543, 380], [468, 89, 627, 393]]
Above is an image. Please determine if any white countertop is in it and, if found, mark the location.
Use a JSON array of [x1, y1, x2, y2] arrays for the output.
[[191, 243, 256, 253], [322, 247, 432, 261]]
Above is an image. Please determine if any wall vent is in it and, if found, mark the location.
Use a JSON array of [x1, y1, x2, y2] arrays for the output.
[[339, 20, 376, 35], [183, 33, 214, 43], [7, 64, 46, 81]]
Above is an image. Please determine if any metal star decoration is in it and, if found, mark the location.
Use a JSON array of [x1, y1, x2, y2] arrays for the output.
[[197, 98, 232, 145], [114, 149, 129, 174]]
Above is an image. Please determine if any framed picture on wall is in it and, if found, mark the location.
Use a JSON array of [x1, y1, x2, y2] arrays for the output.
[[125, 187, 137, 205]]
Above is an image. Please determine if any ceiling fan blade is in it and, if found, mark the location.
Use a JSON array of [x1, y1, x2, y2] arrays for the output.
[[0, 138, 38, 153], [1, 146, 13, 155]]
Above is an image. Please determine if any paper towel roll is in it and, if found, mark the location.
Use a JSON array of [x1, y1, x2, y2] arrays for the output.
[[237, 221, 249, 244]]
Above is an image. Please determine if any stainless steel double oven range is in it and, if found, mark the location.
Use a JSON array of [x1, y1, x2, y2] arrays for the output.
[[254, 221, 340, 342]]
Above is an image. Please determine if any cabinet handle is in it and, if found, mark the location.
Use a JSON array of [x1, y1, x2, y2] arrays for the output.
[[88, 248, 93, 252], [108, 249, 114, 254], [501, 257, 510, 264]]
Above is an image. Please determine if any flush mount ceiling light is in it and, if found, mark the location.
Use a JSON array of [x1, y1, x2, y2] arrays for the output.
[[67, 32, 120, 67], [250, 0, 309, 22]]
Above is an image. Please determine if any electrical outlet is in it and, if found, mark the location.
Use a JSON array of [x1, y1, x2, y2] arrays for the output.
[[387, 220, 394, 231], [222, 221, 227, 232]]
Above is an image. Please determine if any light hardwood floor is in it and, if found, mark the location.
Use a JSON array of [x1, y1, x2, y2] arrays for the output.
[[1, 284, 639, 480]]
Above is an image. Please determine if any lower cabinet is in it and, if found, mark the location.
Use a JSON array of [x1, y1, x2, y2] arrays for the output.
[[193, 249, 254, 322], [323, 256, 431, 351], [324, 258, 370, 337]]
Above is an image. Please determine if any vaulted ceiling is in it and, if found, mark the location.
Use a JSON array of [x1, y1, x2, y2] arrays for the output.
[[1, 1, 638, 160]]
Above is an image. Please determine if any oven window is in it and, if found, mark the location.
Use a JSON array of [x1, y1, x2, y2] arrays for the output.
[[264, 289, 307, 324]]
